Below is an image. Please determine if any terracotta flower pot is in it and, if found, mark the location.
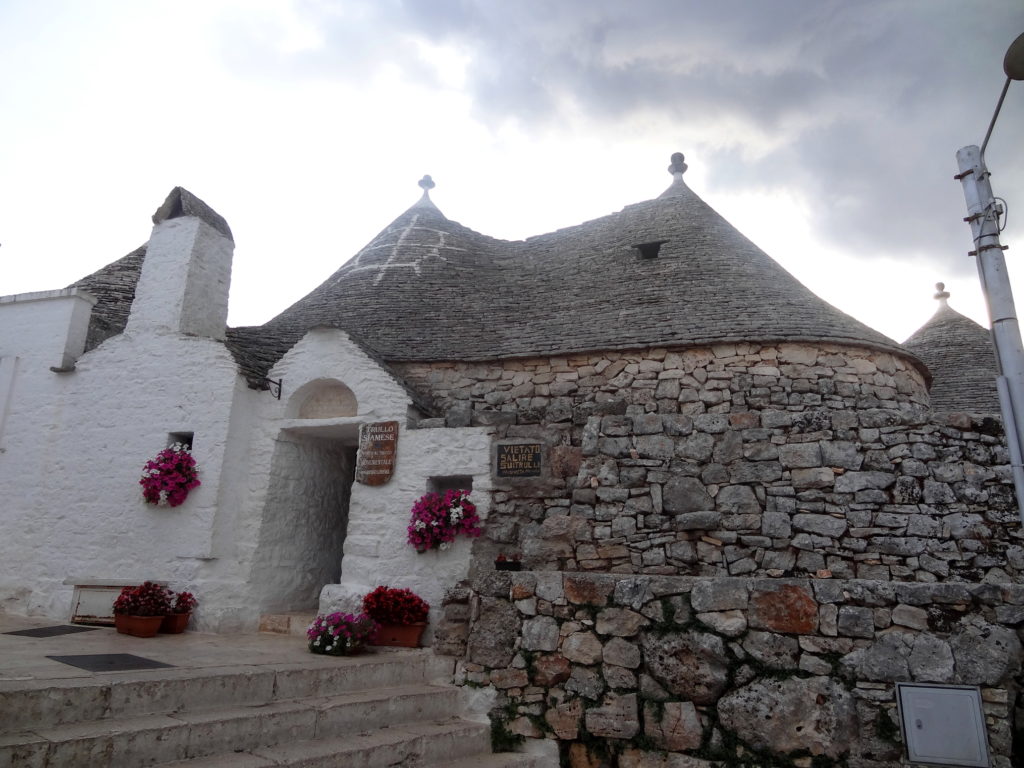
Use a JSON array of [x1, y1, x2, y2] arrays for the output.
[[371, 623, 426, 648], [114, 614, 164, 638], [160, 613, 191, 634]]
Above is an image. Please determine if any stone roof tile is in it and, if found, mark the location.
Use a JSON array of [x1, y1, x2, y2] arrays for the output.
[[263, 172, 920, 379], [66, 245, 146, 351]]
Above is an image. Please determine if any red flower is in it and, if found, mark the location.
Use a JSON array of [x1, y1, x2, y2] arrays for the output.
[[362, 586, 429, 625]]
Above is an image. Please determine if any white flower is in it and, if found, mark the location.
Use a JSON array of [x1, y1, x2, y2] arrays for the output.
[[414, 520, 426, 531]]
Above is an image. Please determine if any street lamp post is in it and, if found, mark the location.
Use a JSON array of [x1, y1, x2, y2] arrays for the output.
[[954, 32, 1024, 525]]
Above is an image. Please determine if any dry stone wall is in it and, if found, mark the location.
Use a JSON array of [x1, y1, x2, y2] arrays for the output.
[[400, 343, 1022, 582], [436, 571, 1024, 767]]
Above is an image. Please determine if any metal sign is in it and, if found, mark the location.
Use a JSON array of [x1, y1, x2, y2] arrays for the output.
[[496, 443, 543, 477], [356, 421, 399, 486]]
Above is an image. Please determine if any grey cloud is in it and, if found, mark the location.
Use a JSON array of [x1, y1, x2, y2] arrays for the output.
[[225, 0, 1024, 283]]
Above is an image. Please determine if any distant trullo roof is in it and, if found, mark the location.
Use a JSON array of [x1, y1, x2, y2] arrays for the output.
[[903, 284, 1000, 413], [256, 154, 917, 376]]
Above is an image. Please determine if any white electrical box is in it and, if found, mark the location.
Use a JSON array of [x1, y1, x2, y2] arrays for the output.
[[896, 683, 990, 767]]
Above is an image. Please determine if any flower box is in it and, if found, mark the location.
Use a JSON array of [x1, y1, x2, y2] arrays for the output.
[[114, 614, 164, 638], [160, 613, 191, 634], [371, 622, 426, 648]]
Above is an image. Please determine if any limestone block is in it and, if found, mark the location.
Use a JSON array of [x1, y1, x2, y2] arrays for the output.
[[640, 631, 729, 704], [644, 700, 703, 751], [690, 579, 749, 612], [748, 583, 818, 634], [853, 632, 912, 681], [585, 693, 639, 739], [891, 604, 928, 630], [595, 607, 648, 637], [562, 631, 603, 664], [950, 619, 1022, 685], [729, 460, 783, 483], [717, 676, 857, 758], [565, 665, 605, 699], [662, 476, 712, 514], [533, 654, 572, 686], [837, 606, 874, 638], [834, 471, 896, 492], [793, 513, 847, 538], [909, 634, 954, 682], [603, 637, 642, 669], [560, 574, 614, 607], [779, 443, 823, 468], [545, 696, 582, 739], [521, 615, 560, 652], [602, 663, 637, 690], [466, 598, 521, 667], [696, 610, 746, 636], [741, 630, 799, 669]]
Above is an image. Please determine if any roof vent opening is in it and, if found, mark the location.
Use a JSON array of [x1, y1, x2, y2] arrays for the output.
[[634, 240, 668, 259]]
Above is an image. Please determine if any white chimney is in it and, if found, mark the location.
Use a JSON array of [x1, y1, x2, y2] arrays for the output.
[[126, 187, 234, 340]]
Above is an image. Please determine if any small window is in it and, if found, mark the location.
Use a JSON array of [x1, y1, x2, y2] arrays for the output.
[[634, 240, 668, 259], [169, 432, 194, 450], [428, 475, 473, 494]]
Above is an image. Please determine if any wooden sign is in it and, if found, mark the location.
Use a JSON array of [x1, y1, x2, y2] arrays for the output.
[[356, 421, 399, 486], [496, 443, 543, 478]]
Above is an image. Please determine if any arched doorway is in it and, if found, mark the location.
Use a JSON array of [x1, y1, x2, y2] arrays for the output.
[[251, 379, 362, 613]]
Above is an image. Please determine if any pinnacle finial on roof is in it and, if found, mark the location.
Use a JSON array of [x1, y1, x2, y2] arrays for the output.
[[411, 174, 440, 210], [658, 153, 691, 199], [934, 282, 950, 305]]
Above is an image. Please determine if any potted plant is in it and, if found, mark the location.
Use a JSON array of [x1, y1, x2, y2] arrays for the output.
[[406, 489, 482, 553], [112, 581, 172, 637], [361, 586, 429, 647], [160, 590, 198, 634], [140, 442, 200, 507], [306, 612, 379, 656]]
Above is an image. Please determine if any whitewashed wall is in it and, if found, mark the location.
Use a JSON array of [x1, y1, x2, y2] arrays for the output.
[[249, 328, 493, 639], [0, 321, 240, 618], [0, 212, 243, 624], [320, 425, 494, 641], [0, 273, 493, 633]]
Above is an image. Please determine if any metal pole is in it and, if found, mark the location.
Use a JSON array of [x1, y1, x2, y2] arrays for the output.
[[955, 145, 1024, 525]]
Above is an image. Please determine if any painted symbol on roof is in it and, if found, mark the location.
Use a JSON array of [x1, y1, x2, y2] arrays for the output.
[[332, 212, 468, 286]]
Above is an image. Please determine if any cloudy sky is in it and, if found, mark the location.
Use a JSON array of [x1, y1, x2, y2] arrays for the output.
[[1, 1, 1022, 342]]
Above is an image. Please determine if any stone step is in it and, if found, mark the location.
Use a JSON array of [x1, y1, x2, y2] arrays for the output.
[[0, 651, 450, 734], [445, 751, 552, 767], [3, 684, 462, 767], [158, 718, 492, 767], [258, 612, 317, 637]]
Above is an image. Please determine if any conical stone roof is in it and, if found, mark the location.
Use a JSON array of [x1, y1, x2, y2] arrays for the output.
[[264, 157, 917, 374], [904, 286, 1000, 413]]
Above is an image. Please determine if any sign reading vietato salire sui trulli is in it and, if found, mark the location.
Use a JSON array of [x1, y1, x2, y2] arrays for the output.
[[496, 442, 543, 478], [355, 420, 398, 486]]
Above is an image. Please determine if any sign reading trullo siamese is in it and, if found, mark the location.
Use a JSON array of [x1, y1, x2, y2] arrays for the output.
[[356, 421, 398, 485]]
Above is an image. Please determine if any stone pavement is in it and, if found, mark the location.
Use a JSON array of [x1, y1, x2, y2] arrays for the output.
[[0, 613, 361, 683], [0, 613, 553, 767]]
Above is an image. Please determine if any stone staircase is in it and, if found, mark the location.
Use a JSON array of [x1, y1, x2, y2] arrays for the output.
[[0, 650, 543, 767]]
